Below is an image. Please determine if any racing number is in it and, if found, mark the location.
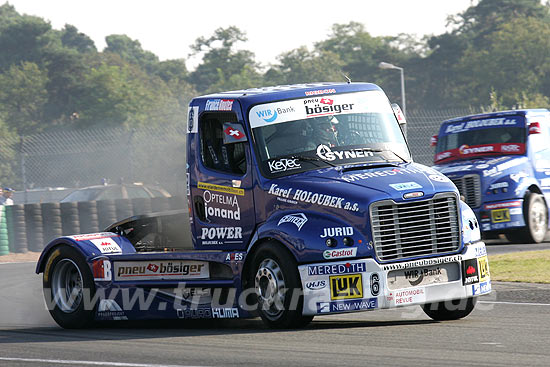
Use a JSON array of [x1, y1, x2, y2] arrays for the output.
[[330, 274, 363, 300], [478, 256, 490, 282]]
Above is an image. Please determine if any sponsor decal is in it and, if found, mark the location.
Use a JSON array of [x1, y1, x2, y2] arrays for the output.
[[474, 244, 487, 257], [389, 182, 422, 191], [509, 208, 522, 215], [459, 144, 494, 155], [316, 144, 374, 161], [511, 171, 529, 182], [268, 183, 360, 212], [308, 262, 366, 276], [370, 273, 380, 296], [205, 99, 234, 111], [472, 280, 491, 295], [316, 298, 378, 313], [484, 201, 522, 210], [255, 106, 295, 123], [268, 158, 301, 173], [203, 190, 240, 221], [488, 182, 509, 190], [323, 247, 358, 260], [278, 213, 308, 231], [444, 117, 519, 135], [491, 208, 510, 223], [90, 238, 122, 254], [462, 258, 480, 285], [305, 88, 337, 96], [70, 232, 119, 241], [341, 167, 425, 183], [403, 191, 424, 199], [305, 280, 327, 291], [225, 252, 244, 261], [198, 182, 244, 196], [436, 151, 452, 161], [478, 256, 490, 282], [187, 105, 198, 133], [304, 97, 354, 117], [92, 259, 112, 281], [404, 267, 442, 286], [177, 307, 212, 319], [381, 255, 463, 271], [320, 226, 353, 238], [199, 226, 243, 245], [330, 274, 363, 300], [212, 308, 239, 319], [428, 174, 449, 183], [391, 288, 426, 305], [43, 249, 61, 282], [97, 300, 127, 320], [501, 144, 521, 152], [114, 260, 209, 281]]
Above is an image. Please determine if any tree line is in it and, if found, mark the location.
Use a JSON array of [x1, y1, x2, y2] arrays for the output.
[[1, 0, 550, 141]]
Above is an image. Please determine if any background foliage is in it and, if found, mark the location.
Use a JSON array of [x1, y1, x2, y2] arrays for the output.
[[1, 0, 550, 187]]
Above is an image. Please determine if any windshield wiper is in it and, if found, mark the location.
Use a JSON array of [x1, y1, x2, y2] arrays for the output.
[[291, 154, 338, 167]]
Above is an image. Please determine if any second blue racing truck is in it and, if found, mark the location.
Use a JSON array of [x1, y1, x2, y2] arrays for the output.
[[36, 82, 491, 329], [432, 109, 550, 243]]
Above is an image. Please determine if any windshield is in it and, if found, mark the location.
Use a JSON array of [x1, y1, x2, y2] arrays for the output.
[[435, 115, 526, 163], [250, 90, 410, 177]]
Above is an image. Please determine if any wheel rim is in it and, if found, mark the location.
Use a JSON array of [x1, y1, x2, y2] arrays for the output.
[[529, 199, 547, 240], [51, 259, 84, 313], [254, 258, 286, 319]]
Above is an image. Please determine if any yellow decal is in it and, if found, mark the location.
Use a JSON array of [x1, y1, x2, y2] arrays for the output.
[[330, 274, 363, 300], [43, 249, 61, 282], [491, 208, 510, 223], [198, 182, 244, 196], [478, 256, 490, 282]]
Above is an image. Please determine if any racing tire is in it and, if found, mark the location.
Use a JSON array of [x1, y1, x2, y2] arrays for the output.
[[249, 244, 313, 329], [421, 297, 477, 321], [43, 245, 96, 329], [505, 193, 548, 244]]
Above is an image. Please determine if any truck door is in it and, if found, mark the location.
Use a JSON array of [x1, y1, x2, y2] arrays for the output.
[[190, 102, 255, 250]]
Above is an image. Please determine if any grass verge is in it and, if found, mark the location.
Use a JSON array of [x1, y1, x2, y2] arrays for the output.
[[489, 249, 550, 284]]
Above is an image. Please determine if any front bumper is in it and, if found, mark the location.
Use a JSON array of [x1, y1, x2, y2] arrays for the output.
[[299, 241, 491, 316], [474, 199, 525, 232]]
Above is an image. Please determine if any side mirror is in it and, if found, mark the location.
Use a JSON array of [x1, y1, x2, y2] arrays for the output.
[[528, 122, 541, 134], [431, 134, 438, 147], [391, 103, 406, 126], [222, 122, 248, 144]]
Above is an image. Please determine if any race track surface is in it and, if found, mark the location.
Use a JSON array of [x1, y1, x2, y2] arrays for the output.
[[1, 262, 549, 367]]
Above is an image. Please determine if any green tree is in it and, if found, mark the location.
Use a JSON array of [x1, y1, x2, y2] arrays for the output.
[[104, 34, 158, 72], [188, 26, 261, 93], [60, 24, 96, 53], [0, 61, 48, 135]]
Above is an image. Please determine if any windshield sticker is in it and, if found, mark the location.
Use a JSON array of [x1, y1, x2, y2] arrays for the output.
[[205, 99, 234, 111], [316, 144, 375, 161], [389, 182, 422, 191], [249, 90, 391, 128], [268, 183, 360, 212], [442, 116, 522, 135], [268, 157, 301, 173], [435, 143, 526, 163], [305, 88, 337, 96]]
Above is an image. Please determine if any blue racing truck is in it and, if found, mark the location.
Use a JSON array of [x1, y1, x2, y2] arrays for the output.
[[432, 109, 550, 243], [36, 82, 490, 329]]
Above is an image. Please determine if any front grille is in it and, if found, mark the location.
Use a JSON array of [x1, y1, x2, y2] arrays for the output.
[[370, 193, 461, 262], [450, 174, 481, 208]]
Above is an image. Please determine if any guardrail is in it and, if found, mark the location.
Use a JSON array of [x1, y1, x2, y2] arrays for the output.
[[0, 196, 186, 255]]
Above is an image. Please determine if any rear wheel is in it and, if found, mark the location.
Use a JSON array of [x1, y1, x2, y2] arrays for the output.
[[249, 243, 313, 329], [505, 193, 548, 244], [421, 297, 477, 321], [43, 246, 96, 328]]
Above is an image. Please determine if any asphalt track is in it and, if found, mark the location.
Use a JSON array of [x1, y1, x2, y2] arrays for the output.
[[0, 246, 549, 367]]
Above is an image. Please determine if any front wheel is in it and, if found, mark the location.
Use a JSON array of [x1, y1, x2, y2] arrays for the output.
[[249, 244, 313, 329], [505, 193, 548, 244], [421, 297, 477, 321], [43, 246, 97, 328]]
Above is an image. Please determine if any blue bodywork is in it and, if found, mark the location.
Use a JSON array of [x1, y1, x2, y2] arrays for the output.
[[433, 109, 550, 234], [36, 83, 489, 322]]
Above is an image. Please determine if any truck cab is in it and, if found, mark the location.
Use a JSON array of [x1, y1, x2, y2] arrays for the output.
[[36, 83, 491, 329], [432, 109, 550, 243]]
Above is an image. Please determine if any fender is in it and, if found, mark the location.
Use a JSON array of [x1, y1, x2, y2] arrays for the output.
[[35, 232, 136, 275], [247, 210, 372, 263]]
